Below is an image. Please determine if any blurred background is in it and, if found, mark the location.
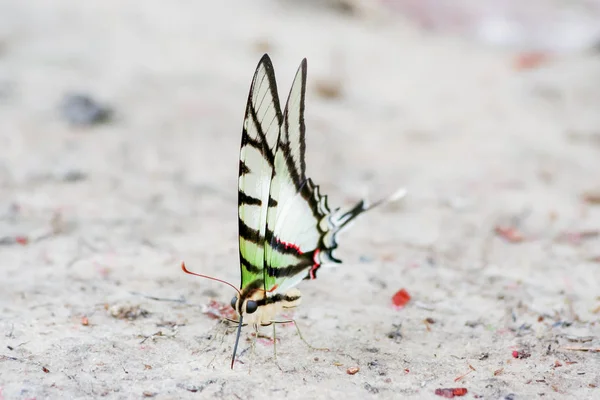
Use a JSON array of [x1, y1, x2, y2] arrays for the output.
[[1, 1, 600, 398], [1, 0, 599, 257]]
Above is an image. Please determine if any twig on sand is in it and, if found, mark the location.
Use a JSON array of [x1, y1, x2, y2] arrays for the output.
[[454, 364, 476, 382], [139, 330, 178, 344], [560, 347, 600, 353], [140, 332, 160, 344], [129, 291, 188, 304]]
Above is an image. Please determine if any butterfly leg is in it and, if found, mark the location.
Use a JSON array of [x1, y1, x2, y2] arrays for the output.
[[272, 323, 284, 371], [249, 324, 259, 375], [272, 323, 277, 362], [203, 319, 225, 350], [205, 319, 228, 368], [271, 319, 330, 352]]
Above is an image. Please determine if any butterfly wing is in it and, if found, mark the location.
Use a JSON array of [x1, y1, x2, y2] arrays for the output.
[[264, 59, 374, 295], [238, 54, 283, 291]]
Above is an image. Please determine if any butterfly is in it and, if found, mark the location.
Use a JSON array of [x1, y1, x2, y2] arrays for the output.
[[182, 54, 404, 368]]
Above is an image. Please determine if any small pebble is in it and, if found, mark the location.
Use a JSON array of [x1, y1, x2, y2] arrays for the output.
[[61, 93, 112, 126], [346, 367, 360, 375]]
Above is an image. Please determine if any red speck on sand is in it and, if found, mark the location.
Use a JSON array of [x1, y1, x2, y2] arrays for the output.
[[202, 299, 237, 320], [257, 337, 277, 346], [392, 289, 411, 307], [15, 236, 29, 245], [435, 388, 468, 398], [514, 52, 550, 70], [512, 350, 530, 359], [494, 226, 524, 243]]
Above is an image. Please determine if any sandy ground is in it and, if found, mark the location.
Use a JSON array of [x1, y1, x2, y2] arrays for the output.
[[1, 1, 600, 399]]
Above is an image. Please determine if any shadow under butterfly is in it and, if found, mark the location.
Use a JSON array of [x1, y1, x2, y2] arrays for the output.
[[183, 54, 406, 369]]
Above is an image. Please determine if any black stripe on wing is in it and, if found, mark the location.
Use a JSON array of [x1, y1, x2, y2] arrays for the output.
[[278, 141, 303, 191], [266, 256, 313, 278], [240, 255, 262, 274], [265, 229, 305, 256], [239, 161, 251, 176], [241, 129, 265, 153], [246, 104, 275, 166], [239, 191, 262, 206], [239, 220, 263, 243], [257, 292, 301, 307]]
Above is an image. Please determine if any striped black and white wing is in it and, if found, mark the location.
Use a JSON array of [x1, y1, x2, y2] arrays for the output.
[[238, 54, 283, 291], [263, 58, 372, 295]]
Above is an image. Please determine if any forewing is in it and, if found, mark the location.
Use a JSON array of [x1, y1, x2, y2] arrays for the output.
[[238, 54, 283, 290]]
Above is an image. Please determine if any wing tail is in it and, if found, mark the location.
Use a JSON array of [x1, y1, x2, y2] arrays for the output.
[[318, 187, 407, 264]]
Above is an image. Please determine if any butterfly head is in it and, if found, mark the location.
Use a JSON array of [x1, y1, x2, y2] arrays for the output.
[[229, 287, 270, 324], [230, 295, 258, 317]]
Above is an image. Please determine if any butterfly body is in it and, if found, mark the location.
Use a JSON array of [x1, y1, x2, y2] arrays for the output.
[[232, 287, 302, 327]]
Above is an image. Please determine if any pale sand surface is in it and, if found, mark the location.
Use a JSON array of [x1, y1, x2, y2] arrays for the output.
[[1, 1, 599, 399]]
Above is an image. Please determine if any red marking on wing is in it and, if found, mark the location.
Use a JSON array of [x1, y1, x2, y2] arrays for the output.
[[309, 249, 321, 280], [268, 284, 279, 293], [276, 238, 303, 255]]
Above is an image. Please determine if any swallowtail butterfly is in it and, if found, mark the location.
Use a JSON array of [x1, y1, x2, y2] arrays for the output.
[[183, 55, 404, 368]]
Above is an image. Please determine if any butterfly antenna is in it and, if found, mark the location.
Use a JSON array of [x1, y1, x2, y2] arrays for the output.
[[231, 315, 244, 369], [181, 262, 241, 296]]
